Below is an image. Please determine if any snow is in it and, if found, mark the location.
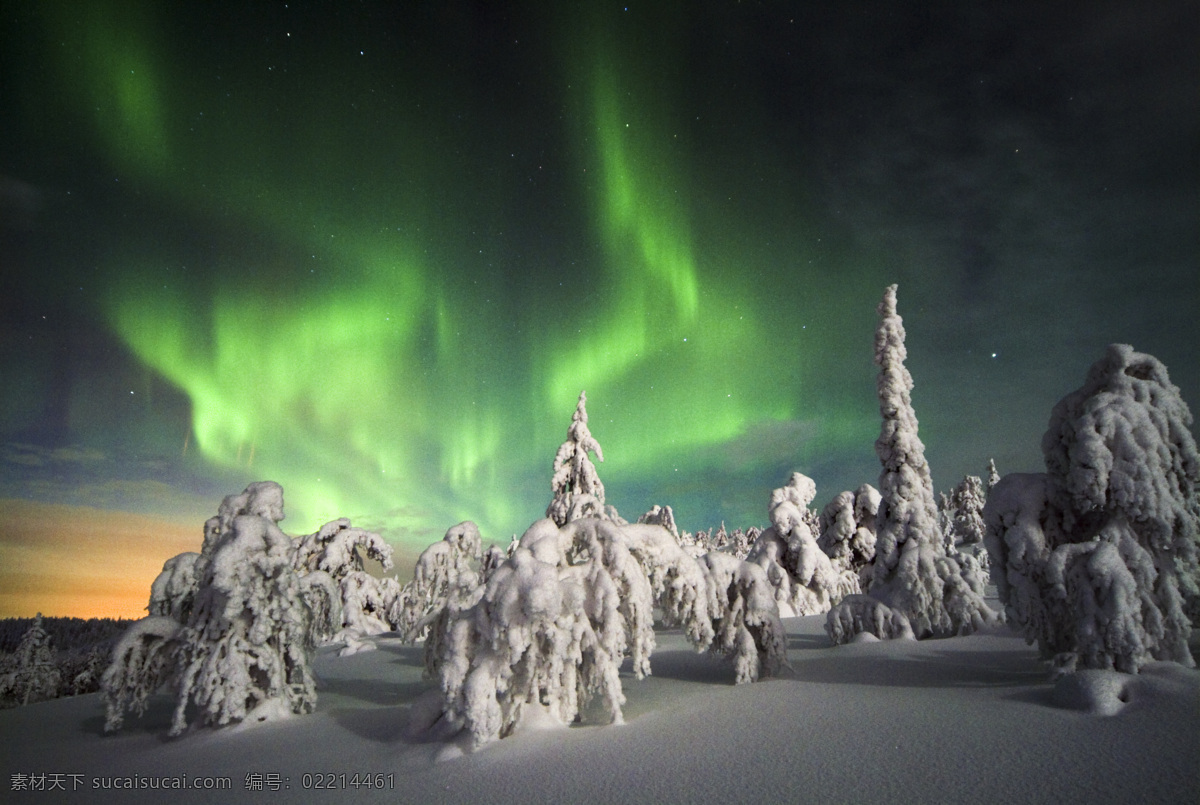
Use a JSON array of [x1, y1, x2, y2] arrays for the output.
[[4, 608, 1197, 804]]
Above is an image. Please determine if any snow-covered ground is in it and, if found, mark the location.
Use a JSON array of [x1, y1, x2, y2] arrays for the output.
[[2, 608, 1196, 804]]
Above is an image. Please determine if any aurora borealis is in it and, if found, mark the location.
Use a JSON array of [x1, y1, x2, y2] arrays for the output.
[[1, 1, 1196, 618]]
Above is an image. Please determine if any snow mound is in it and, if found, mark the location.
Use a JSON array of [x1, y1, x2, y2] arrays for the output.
[[1051, 670, 1132, 716]]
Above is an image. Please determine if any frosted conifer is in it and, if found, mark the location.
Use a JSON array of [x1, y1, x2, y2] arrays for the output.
[[985, 344, 1200, 672], [827, 285, 996, 642], [547, 391, 616, 525], [102, 482, 340, 736], [293, 517, 396, 649], [954, 476, 988, 545], [818, 483, 879, 591], [9, 614, 61, 706], [170, 488, 338, 735], [432, 518, 653, 746], [700, 551, 789, 683], [986, 458, 1001, 492], [394, 521, 484, 645], [750, 472, 849, 616]]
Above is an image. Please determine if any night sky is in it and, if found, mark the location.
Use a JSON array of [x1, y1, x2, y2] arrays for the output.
[[1, 1, 1196, 618]]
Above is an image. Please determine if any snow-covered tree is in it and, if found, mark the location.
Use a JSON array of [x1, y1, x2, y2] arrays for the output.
[[65, 645, 108, 697], [825, 594, 915, 644], [700, 552, 789, 684], [102, 481, 341, 736], [101, 616, 181, 732], [818, 484, 880, 591], [480, 544, 508, 580], [695, 523, 759, 559], [827, 285, 996, 642], [985, 344, 1200, 672], [293, 517, 397, 651], [750, 472, 854, 617], [693, 523, 729, 553], [986, 458, 1001, 492], [602, 520, 713, 653], [730, 526, 758, 560], [637, 504, 679, 537], [425, 509, 790, 747], [148, 553, 201, 622], [3, 615, 61, 706], [936, 491, 955, 552], [947, 475, 988, 548], [433, 519, 649, 747], [169, 486, 340, 735], [422, 396, 800, 746], [546, 391, 619, 525], [941, 475, 990, 573], [293, 517, 394, 578], [393, 521, 484, 644]]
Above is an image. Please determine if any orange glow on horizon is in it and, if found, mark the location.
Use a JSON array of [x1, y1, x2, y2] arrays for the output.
[[0, 499, 204, 619]]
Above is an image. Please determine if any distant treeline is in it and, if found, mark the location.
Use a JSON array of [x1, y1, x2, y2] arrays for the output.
[[0, 616, 134, 708], [0, 616, 132, 655]]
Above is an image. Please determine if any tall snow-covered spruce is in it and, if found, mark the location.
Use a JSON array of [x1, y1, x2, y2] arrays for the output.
[[826, 284, 997, 643], [985, 344, 1200, 673]]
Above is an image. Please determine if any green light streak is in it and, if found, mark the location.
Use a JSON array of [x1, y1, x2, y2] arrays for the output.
[[44, 2, 885, 546], [592, 62, 700, 321], [39, 1, 170, 176], [539, 11, 799, 480], [543, 50, 704, 409]]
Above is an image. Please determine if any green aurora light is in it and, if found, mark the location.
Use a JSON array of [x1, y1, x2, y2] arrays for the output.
[[28, 2, 888, 545]]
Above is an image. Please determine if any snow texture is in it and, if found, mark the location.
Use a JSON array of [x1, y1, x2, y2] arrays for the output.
[[6, 613, 1199, 805], [985, 344, 1200, 672], [147, 553, 201, 622]]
